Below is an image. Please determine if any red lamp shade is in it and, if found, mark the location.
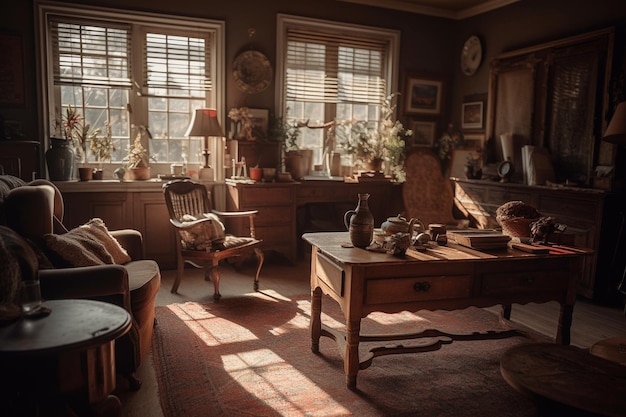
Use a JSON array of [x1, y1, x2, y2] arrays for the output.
[[185, 109, 224, 137]]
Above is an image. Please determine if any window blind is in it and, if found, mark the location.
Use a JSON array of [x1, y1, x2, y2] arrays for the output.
[[51, 18, 132, 88], [144, 33, 212, 93], [285, 29, 387, 104]]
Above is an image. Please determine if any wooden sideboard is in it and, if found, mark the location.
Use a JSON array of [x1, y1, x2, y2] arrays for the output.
[[56, 179, 404, 268], [0, 140, 40, 181], [453, 178, 621, 302], [56, 181, 178, 269]]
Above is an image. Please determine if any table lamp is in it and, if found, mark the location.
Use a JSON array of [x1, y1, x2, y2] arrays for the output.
[[186, 109, 224, 180], [602, 101, 626, 305]]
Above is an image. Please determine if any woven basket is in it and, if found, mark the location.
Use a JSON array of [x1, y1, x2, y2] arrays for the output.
[[498, 217, 539, 238]]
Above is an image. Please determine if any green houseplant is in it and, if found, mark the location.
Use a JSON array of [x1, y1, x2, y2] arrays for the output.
[[337, 94, 412, 181]]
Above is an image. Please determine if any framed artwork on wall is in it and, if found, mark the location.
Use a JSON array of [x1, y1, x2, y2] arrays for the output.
[[248, 108, 269, 139], [409, 120, 437, 147], [461, 101, 484, 130], [403, 73, 443, 115], [463, 132, 485, 150]]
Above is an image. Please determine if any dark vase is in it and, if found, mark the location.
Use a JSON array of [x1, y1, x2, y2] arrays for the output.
[[46, 137, 75, 181], [464, 164, 482, 179], [343, 193, 374, 248]]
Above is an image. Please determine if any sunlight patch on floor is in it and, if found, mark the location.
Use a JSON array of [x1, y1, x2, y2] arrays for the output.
[[168, 302, 258, 346], [221, 348, 351, 416]]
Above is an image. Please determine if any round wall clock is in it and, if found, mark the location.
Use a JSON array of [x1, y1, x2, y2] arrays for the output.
[[461, 35, 483, 76], [232, 50, 273, 94]]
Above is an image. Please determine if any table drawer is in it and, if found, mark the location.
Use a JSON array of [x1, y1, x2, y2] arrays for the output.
[[256, 206, 293, 225], [241, 186, 293, 206], [365, 275, 472, 305], [480, 269, 569, 296]]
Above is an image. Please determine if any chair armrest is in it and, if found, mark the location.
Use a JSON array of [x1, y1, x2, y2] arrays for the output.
[[39, 265, 132, 312], [212, 209, 258, 218], [169, 217, 214, 230], [110, 229, 144, 260]]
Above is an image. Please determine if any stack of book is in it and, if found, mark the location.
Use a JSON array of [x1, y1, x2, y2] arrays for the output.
[[449, 230, 511, 250]]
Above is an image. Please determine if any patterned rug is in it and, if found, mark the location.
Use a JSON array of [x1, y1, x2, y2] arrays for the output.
[[152, 292, 544, 417]]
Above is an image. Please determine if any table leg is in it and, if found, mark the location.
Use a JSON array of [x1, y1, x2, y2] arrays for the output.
[[345, 319, 361, 390], [556, 303, 573, 345], [310, 287, 322, 353]]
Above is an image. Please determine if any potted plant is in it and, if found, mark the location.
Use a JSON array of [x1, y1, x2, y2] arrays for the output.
[[270, 117, 303, 179], [123, 125, 154, 180], [47, 105, 99, 181], [337, 94, 412, 181], [90, 121, 116, 180]]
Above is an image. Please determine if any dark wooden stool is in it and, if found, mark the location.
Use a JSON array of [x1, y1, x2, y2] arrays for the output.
[[500, 343, 626, 417]]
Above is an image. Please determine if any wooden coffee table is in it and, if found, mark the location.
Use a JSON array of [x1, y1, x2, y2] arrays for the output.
[[0, 299, 131, 417], [500, 343, 626, 417], [303, 232, 588, 389]]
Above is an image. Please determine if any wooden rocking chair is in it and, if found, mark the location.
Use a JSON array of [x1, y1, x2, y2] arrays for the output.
[[163, 180, 264, 301]]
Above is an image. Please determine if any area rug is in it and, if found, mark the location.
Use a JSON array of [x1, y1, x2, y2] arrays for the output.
[[152, 292, 544, 417]]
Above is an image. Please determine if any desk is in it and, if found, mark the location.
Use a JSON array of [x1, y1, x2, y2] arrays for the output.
[[303, 232, 586, 389], [0, 299, 131, 416], [226, 180, 402, 263]]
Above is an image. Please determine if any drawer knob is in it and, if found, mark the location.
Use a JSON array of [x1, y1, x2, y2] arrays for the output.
[[413, 282, 431, 292], [522, 276, 534, 285]]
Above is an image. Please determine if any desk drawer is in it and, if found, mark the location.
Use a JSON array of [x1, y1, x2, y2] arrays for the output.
[[480, 270, 569, 296], [365, 275, 472, 305], [241, 187, 293, 206]]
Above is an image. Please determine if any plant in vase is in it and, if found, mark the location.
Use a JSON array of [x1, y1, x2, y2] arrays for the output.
[[337, 93, 412, 181], [436, 123, 464, 176], [228, 107, 255, 140], [270, 116, 303, 179], [90, 121, 116, 179], [47, 105, 99, 180], [464, 148, 483, 179], [123, 125, 154, 180]]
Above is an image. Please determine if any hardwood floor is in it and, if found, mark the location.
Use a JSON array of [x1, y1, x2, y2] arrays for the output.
[[117, 254, 626, 417]]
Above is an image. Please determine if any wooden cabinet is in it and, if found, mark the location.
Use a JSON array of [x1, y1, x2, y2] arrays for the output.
[[58, 182, 178, 269], [452, 178, 617, 301], [226, 181, 297, 264], [0, 141, 40, 181]]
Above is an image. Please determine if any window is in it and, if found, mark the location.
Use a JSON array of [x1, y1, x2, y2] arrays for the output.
[[276, 14, 399, 166], [37, 2, 224, 167]]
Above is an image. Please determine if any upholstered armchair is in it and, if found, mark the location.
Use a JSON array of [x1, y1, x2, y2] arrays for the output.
[[1, 178, 161, 390]]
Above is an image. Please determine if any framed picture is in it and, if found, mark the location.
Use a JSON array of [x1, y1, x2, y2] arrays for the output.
[[410, 120, 437, 147], [461, 101, 484, 130], [404, 74, 443, 115], [463, 132, 485, 150], [450, 148, 477, 179], [248, 108, 269, 139], [0, 33, 25, 106]]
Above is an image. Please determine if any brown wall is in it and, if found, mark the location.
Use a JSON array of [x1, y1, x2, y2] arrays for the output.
[[1, 0, 625, 153]]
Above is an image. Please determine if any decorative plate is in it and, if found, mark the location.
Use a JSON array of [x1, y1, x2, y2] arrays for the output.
[[232, 50, 273, 94], [461, 35, 483, 76]]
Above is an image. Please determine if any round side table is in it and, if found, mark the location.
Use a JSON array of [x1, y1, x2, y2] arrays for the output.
[[500, 343, 626, 417], [0, 299, 131, 417]]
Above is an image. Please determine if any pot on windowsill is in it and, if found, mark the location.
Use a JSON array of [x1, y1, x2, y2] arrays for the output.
[[125, 166, 151, 180]]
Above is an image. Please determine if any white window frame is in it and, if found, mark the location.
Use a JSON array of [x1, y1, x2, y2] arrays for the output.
[[275, 14, 400, 163], [36, 1, 225, 173]]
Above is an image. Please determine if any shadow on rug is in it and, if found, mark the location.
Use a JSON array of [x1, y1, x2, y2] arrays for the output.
[[152, 292, 543, 417]]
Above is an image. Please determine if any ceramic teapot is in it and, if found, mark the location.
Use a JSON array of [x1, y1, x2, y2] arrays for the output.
[[381, 215, 425, 236]]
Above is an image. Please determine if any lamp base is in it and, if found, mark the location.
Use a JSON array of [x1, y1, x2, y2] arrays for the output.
[[198, 167, 213, 180]]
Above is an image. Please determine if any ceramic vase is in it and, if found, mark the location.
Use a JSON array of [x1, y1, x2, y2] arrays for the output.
[[343, 193, 374, 248], [46, 137, 75, 181]]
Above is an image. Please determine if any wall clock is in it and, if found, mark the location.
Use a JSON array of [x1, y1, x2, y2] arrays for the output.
[[461, 35, 483, 76]]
